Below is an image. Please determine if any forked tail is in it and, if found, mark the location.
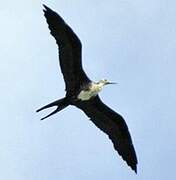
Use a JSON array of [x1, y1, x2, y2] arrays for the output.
[[36, 97, 69, 120]]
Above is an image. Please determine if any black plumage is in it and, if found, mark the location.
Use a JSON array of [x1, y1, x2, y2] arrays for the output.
[[37, 5, 138, 173], [43, 5, 90, 95]]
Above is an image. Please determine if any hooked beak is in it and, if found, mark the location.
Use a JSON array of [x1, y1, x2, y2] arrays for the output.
[[106, 82, 117, 85]]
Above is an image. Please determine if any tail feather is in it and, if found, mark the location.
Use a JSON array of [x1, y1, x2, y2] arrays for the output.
[[36, 97, 69, 120]]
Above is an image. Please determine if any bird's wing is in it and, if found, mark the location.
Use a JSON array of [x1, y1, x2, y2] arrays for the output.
[[76, 96, 138, 173], [43, 5, 90, 95]]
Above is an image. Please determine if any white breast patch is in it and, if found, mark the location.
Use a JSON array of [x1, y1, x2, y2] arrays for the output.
[[77, 90, 96, 101], [77, 83, 103, 101]]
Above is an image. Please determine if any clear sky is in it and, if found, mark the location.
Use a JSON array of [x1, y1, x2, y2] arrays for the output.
[[0, 0, 176, 179]]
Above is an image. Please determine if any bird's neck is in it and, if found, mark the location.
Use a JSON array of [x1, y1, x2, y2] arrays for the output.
[[91, 82, 104, 91]]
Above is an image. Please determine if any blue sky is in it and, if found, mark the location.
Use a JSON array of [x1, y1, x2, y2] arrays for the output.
[[0, 0, 176, 179]]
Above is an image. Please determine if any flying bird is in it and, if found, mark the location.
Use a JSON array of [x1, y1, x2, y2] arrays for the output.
[[37, 5, 138, 173]]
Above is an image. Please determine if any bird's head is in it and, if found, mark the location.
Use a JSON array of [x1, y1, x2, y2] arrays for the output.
[[98, 79, 117, 86]]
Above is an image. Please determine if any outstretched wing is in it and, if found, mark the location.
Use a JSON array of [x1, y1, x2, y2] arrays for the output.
[[43, 5, 90, 95], [76, 96, 138, 173]]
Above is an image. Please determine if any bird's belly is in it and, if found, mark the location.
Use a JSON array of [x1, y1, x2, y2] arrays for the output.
[[77, 90, 99, 101]]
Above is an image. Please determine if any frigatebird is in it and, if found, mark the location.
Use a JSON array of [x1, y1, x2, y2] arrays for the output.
[[37, 5, 138, 173]]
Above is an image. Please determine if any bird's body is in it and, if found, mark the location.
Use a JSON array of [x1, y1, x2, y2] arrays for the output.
[[78, 84, 100, 101], [78, 80, 109, 101], [37, 5, 138, 173]]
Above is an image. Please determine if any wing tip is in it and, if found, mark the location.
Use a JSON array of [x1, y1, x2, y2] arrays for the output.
[[42, 4, 48, 16], [42, 4, 54, 15], [126, 154, 138, 174], [42, 4, 65, 25], [131, 164, 137, 174], [43, 4, 49, 10]]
